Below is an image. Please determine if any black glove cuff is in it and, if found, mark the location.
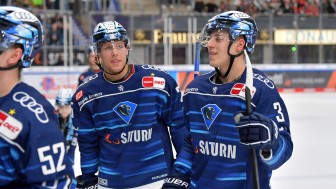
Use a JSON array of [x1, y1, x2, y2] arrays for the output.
[[162, 174, 190, 189], [76, 175, 98, 189]]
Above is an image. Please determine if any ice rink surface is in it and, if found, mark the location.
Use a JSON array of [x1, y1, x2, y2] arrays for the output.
[[271, 92, 336, 189], [74, 92, 336, 188]]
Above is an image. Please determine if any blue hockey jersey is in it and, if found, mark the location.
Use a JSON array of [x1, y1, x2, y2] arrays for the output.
[[72, 64, 188, 188], [0, 82, 75, 188], [78, 68, 101, 87], [174, 68, 293, 189], [58, 113, 77, 165]]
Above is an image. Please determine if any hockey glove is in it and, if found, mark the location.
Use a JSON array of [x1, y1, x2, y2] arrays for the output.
[[76, 175, 98, 189], [161, 174, 190, 189], [235, 111, 279, 150]]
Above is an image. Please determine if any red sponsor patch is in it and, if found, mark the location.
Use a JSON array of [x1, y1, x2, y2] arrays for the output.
[[76, 90, 83, 101], [231, 83, 246, 95], [142, 77, 154, 88], [230, 83, 256, 98], [0, 111, 8, 125]]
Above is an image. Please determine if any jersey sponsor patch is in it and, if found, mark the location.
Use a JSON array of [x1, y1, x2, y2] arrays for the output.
[[76, 90, 83, 101], [0, 110, 23, 140], [142, 76, 165, 89], [230, 83, 256, 98]]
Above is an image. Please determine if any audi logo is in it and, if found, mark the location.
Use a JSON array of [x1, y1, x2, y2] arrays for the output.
[[13, 12, 35, 21], [13, 92, 49, 123]]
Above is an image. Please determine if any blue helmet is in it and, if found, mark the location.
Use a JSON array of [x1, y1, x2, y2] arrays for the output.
[[92, 21, 130, 53], [0, 6, 44, 68], [56, 88, 73, 106], [199, 11, 258, 54]]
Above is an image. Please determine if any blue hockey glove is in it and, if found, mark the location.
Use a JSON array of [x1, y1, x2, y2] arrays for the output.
[[235, 112, 279, 150], [161, 174, 190, 189], [76, 175, 98, 189]]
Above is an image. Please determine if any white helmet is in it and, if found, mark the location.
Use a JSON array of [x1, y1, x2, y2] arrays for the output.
[[56, 88, 73, 106]]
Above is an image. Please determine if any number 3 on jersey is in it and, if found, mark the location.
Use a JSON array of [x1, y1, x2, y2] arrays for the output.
[[37, 142, 66, 175], [273, 102, 285, 122]]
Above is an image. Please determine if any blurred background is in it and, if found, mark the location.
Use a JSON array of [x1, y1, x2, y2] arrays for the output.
[[4, 0, 334, 98], [3, 0, 335, 66]]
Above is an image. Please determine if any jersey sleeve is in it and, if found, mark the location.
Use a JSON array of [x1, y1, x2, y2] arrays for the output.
[[172, 91, 194, 176], [173, 133, 194, 175], [161, 76, 188, 154], [254, 90, 293, 170], [72, 91, 99, 179]]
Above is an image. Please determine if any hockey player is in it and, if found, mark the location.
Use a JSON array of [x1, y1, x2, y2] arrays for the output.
[[55, 88, 77, 164], [77, 45, 101, 86], [162, 11, 293, 189], [0, 6, 76, 188], [72, 20, 188, 188]]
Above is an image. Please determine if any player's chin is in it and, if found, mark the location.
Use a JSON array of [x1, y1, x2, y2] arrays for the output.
[[209, 61, 219, 68], [109, 64, 123, 72]]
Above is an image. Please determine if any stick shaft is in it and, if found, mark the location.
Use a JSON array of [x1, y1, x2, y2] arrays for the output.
[[245, 51, 260, 189], [194, 42, 200, 79]]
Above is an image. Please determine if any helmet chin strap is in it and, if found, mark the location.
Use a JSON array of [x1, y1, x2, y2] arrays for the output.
[[0, 61, 22, 71], [215, 42, 244, 78]]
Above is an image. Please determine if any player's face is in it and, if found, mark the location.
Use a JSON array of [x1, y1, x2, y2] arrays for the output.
[[57, 105, 71, 119], [99, 40, 128, 75], [206, 30, 231, 69], [0, 50, 8, 68]]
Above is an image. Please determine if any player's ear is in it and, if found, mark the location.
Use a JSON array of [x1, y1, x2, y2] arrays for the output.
[[8, 48, 23, 65], [236, 36, 246, 52]]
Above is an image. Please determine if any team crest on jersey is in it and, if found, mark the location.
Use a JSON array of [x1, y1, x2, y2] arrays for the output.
[[0, 110, 23, 140], [230, 83, 256, 99], [142, 76, 165, 89], [201, 104, 221, 130], [113, 101, 137, 124]]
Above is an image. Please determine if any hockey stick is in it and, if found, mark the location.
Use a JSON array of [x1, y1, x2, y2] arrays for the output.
[[194, 41, 201, 79], [244, 50, 260, 189]]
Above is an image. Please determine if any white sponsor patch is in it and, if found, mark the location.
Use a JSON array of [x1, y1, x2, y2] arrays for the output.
[[0, 110, 23, 140]]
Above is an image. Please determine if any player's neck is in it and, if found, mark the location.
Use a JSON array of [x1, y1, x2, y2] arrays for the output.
[[0, 70, 20, 97], [218, 61, 245, 83], [104, 64, 131, 83]]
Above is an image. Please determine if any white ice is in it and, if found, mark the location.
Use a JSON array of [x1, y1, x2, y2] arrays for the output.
[[271, 92, 336, 189], [73, 92, 336, 188]]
